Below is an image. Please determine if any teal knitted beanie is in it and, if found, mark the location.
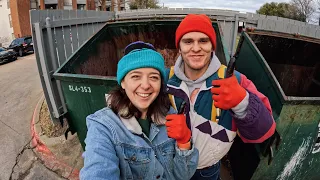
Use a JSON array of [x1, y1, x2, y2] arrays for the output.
[[117, 44, 166, 85]]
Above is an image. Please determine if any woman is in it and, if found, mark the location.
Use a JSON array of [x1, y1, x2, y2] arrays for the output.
[[80, 41, 199, 180]]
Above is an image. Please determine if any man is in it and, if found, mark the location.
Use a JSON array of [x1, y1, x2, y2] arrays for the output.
[[165, 14, 276, 180]]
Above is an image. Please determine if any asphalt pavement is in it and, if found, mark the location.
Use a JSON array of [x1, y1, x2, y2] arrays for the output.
[[0, 54, 65, 180]]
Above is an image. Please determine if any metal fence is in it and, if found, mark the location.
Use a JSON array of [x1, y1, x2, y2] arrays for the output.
[[31, 10, 115, 122], [31, 8, 320, 123], [117, 8, 320, 54]]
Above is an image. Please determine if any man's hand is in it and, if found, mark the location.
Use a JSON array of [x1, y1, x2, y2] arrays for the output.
[[211, 75, 246, 110], [165, 114, 191, 144]]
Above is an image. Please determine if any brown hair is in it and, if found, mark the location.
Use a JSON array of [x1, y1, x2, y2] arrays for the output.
[[107, 82, 170, 125]]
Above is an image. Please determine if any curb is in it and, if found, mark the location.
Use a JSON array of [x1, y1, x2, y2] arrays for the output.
[[31, 95, 80, 180]]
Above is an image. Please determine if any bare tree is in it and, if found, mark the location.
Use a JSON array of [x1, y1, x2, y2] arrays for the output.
[[291, 0, 316, 22], [129, 0, 160, 9]]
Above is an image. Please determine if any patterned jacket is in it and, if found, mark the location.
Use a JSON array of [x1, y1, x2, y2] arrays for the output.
[[166, 65, 276, 169]]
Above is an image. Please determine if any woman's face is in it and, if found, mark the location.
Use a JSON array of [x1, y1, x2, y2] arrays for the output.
[[121, 68, 161, 118]]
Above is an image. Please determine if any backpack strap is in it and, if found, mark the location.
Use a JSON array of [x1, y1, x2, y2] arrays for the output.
[[169, 66, 175, 79], [211, 65, 228, 122], [168, 66, 177, 110], [168, 65, 232, 117], [217, 64, 227, 79]]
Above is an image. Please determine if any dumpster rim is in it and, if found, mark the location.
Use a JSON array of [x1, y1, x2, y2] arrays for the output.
[[248, 30, 320, 44], [53, 72, 117, 83]]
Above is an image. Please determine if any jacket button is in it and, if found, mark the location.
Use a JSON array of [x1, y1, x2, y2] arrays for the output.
[[156, 175, 161, 179]]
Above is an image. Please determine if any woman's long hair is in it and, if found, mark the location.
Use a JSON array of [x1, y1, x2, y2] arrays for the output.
[[107, 81, 170, 125]]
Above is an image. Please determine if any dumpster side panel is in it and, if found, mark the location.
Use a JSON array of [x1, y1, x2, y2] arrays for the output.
[[60, 80, 118, 148], [252, 104, 320, 180], [235, 33, 284, 120], [236, 31, 320, 179]]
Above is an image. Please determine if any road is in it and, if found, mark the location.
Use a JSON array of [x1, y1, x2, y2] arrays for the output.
[[0, 54, 64, 180]]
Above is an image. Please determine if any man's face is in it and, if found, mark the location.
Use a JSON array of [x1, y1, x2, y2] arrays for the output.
[[179, 32, 213, 76]]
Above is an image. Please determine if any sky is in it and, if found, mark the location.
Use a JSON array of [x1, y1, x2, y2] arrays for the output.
[[158, 0, 290, 13]]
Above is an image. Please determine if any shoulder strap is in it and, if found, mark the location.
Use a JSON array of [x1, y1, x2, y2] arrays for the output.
[[217, 64, 241, 83], [217, 64, 227, 79], [168, 66, 177, 110], [211, 65, 228, 122], [169, 66, 175, 79]]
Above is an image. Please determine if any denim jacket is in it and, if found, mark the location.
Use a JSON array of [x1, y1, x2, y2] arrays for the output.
[[80, 107, 199, 180]]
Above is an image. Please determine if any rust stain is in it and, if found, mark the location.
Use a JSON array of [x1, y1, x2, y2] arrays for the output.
[[290, 113, 296, 120]]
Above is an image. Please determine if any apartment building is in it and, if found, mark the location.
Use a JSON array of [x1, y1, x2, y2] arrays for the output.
[[0, 0, 127, 47], [0, 0, 14, 47]]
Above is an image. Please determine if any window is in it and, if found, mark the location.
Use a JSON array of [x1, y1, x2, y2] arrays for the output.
[[77, 4, 86, 10], [18, 38, 24, 45], [25, 38, 32, 44], [8, 14, 12, 28], [7, 0, 10, 9], [10, 39, 17, 47], [45, 4, 57, 9]]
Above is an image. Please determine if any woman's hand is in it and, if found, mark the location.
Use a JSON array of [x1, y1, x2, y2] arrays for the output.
[[165, 114, 191, 149]]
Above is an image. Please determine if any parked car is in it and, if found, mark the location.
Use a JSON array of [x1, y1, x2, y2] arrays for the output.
[[0, 47, 17, 64], [8, 36, 34, 57]]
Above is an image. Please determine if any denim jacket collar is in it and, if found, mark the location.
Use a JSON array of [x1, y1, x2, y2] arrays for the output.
[[149, 123, 160, 142], [119, 116, 161, 141], [119, 116, 143, 135]]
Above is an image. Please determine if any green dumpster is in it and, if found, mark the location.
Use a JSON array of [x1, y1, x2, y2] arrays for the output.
[[53, 20, 230, 149], [235, 30, 320, 179]]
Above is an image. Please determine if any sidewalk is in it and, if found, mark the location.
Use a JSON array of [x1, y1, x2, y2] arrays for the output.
[[31, 95, 83, 180]]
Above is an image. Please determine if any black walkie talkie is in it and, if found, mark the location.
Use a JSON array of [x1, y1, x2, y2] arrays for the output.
[[178, 101, 186, 114], [226, 56, 236, 78]]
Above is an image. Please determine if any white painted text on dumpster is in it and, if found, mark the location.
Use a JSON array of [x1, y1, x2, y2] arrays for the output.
[[312, 122, 320, 154], [69, 85, 92, 93]]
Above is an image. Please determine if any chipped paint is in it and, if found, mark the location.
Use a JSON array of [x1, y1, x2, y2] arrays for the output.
[[309, 158, 314, 166], [277, 137, 312, 180], [295, 126, 300, 134], [311, 122, 320, 154]]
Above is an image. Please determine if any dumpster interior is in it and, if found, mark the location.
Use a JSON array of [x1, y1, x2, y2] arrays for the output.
[[62, 21, 227, 78], [249, 33, 320, 97]]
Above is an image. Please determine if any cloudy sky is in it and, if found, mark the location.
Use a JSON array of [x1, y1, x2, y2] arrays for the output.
[[158, 0, 291, 13]]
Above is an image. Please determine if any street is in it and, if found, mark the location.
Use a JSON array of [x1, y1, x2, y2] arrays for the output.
[[0, 54, 64, 180]]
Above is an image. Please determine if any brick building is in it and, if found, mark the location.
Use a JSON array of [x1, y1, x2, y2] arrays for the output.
[[0, 0, 127, 46], [0, 0, 14, 47]]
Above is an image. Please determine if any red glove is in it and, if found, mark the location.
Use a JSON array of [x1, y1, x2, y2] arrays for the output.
[[165, 114, 191, 144], [211, 75, 246, 110]]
